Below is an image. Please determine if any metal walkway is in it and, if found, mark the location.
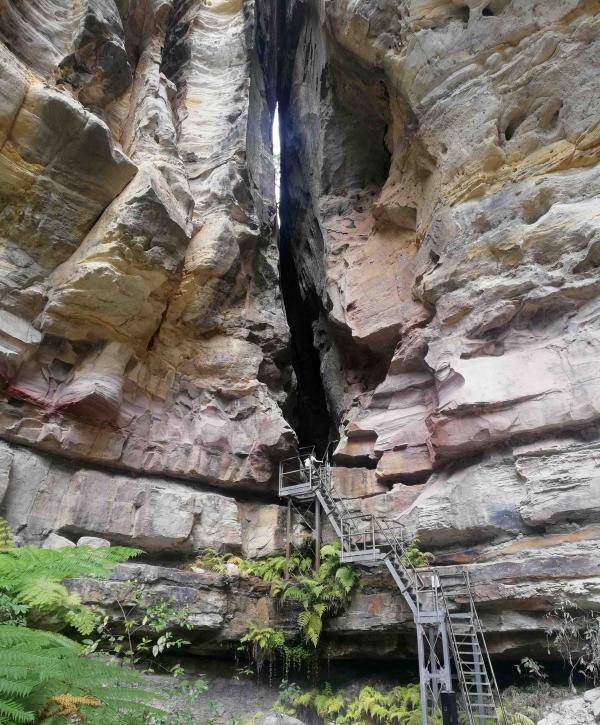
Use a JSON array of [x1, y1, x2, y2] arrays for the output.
[[279, 450, 506, 725]]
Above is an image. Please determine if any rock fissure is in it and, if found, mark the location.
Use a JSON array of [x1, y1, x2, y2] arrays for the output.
[[0, 0, 599, 671]]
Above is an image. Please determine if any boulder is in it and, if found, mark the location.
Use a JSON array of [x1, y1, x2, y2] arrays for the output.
[[43, 533, 75, 549], [77, 536, 110, 548], [537, 689, 600, 725], [258, 716, 306, 725]]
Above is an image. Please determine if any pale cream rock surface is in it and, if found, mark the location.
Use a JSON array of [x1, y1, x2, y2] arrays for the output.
[[1, 0, 600, 656], [76, 536, 110, 548], [0, 0, 292, 495]]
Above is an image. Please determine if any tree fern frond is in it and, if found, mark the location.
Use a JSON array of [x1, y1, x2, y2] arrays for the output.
[[0, 626, 79, 651], [0, 696, 34, 723], [64, 604, 97, 636], [281, 586, 306, 603], [0, 624, 159, 723], [0, 520, 13, 553], [0, 680, 35, 699], [14, 579, 70, 610]]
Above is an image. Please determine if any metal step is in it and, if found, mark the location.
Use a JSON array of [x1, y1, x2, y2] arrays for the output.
[[339, 549, 386, 563], [279, 458, 506, 725], [280, 483, 314, 497]]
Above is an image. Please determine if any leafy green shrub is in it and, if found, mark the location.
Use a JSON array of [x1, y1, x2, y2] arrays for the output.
[[400, 538, 433, 569], [84, 584, 193, 674], [546, 600, 600, 686], [515, 657, 547, 683]]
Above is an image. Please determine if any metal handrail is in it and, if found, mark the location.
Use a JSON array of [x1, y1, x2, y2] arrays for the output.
[[374, 517, 429, 594], [284, 457, 430, 601], [279, 455, 505, 724], [463, 570, 508, 724], [279, 451, 328, 496], [437, 572, 477, 724]]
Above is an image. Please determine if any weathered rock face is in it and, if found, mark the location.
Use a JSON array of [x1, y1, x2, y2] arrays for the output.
[[281, 0, 600, 478], [0, 0, 292, 495], [0, 438, 292, 557], [278, 0, 600, 650], [536, 687, 600, 725], [69, 561, 286, 653], [2, 0, 600, 661]]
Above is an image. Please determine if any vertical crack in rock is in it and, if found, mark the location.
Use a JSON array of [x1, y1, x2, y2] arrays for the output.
[[276, 0, 400, 455], [2, 0, 600, 661], [278, 210, 333, 451]]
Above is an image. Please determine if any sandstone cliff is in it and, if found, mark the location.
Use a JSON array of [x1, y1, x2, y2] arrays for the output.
[[279, 0, 600, 655], [0, 0, 291, 497], [0, 0, 599, 660]]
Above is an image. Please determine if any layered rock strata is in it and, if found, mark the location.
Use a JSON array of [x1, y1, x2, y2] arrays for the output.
[[0, 0, 291, 496], [0, 438, 289, 558], [279, 0, 600, 647], [1, 0, 600, 660]]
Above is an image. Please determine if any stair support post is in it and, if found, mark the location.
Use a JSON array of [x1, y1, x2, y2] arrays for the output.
[[429, 626, 440, 707], [472, 635, 486, 725], [416, 623, 429, 725], [285, 497, 292, 580], [314, 497, 321, 573], [440, 622, 453, 693], [416, 618, 453, 724]]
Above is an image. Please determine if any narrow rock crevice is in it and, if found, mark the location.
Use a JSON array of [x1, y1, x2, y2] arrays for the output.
[[274, 0, 394, 452], [278, 216, 333, 452]]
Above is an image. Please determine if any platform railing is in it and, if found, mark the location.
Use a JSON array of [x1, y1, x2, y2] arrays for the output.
[[278, 447, 322, 495], [278, 453, 505, 724]]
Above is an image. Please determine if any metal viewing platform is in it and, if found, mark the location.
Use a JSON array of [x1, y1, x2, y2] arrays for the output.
[[279, 450, 506, 725]]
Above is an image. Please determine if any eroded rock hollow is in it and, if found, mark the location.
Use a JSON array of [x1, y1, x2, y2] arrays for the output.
[[0, 0, 599, 659]]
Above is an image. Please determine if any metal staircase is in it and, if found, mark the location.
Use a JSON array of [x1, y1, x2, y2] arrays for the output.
[[279, 450, 506, 725]]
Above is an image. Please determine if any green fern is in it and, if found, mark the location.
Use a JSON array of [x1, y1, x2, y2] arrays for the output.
[[276, 543, 359, 647], [239, 625, 287, 680], [0, 624, 158, 724], [507, 715, 535, 725], [0, 541, 162, 722], [194, 549, 313, 582], [400, 538, 434, 569], [288, 682, 424, 724], [0, 519, 13, 552], [0, 544, 140, 633]]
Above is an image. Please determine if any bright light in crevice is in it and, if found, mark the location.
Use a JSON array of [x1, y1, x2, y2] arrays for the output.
[[272, 104, 281, 222]]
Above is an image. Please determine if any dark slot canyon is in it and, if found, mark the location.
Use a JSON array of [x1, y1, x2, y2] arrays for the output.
[[278, 220, 334, 453], [0, 0, 599, 722], [273, 0, 395, 457]]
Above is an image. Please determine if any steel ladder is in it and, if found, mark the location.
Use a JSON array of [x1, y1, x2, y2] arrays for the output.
[[278, 452, 506, 725]]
